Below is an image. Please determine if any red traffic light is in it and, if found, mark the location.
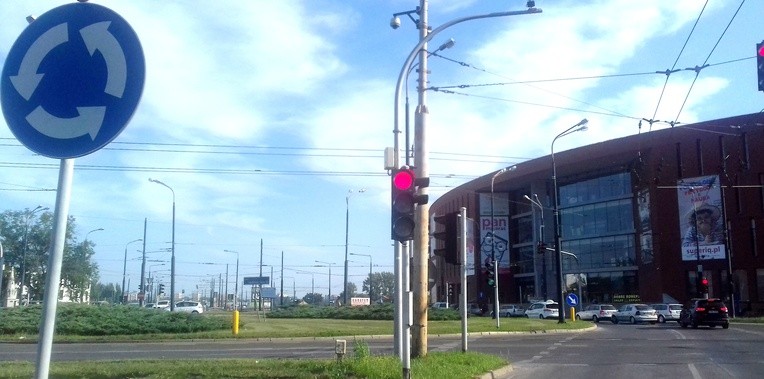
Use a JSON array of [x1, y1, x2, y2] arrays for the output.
[[701, 278, 709, 286], [393, 169, 415, 190], [759, 44, 764, 57]]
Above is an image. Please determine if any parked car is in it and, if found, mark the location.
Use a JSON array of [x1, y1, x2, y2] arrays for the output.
[[611, 304, 658, 324], [651, 303, 682, 323], [679, 298, 729, 329], [497, 304, 525, 317], [525, 300, 559, 319], [153, 300, 170, 309], [576, 304, 617, 322], [173, 301, 204, 314], [431, 302, 453, 310], [468, 303, 484, 316]]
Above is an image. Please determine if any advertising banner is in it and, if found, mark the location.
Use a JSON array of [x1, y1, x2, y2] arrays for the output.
[[677, 175, 726, 261], [479, 193, 510, 273]]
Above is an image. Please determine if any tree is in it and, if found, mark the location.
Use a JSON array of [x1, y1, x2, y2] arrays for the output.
[[0, 209, 99, 303], [302, 292, 324, 305], [362, 271, 395, 303], [337, 282, 357, 305]]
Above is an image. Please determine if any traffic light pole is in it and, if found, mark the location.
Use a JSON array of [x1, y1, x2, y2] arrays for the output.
[[390, 1, 541, 366]]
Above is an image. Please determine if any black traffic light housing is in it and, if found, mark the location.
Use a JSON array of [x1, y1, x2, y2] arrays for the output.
[[432, 211, 459, 264], [700, 277, 709, 294], [447, 283, 453, 297], [485, 259, 496, 287], [390, 166, 428, 242], [537, 241, 547, 255], [159, 284, 166, 294], [758, 41, 764, 91]]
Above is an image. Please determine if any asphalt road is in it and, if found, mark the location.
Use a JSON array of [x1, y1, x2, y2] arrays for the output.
[[1, 321, 762, 378]]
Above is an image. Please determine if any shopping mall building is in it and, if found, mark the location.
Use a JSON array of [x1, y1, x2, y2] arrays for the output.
[[429, 112, 764, 316]]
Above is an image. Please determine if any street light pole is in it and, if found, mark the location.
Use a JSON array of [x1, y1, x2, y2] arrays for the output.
[[224, 250, 239, 310], [149, 178, 176, 311], [82, 228, 103, 303], [344, 189, 365, 305], [350, 253, 373, 302], [315, 261, 335, 301], [490, 166, 514, 328], [18, 205, 47, 306], [122, 239, 142, 304], [551, 118, 588, 324], [390, 3, 541, 360], [525, 194, 546, 300]]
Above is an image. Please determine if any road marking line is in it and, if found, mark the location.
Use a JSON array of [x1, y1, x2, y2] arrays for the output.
[[688, 363, 702, 379]]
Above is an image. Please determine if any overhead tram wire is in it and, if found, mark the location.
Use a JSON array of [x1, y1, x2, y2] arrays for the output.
[[672, 0, 746, 125]]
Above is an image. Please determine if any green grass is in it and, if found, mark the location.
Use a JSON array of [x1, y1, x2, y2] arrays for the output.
[[0, 352, 508, 379]]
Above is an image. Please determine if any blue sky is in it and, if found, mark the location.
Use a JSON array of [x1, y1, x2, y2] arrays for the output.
[[1, 0, 762, 300]]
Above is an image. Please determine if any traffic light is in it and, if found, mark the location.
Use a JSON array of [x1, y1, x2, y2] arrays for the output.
[[700, 277, 709, 294], [485, 259, 496, 287], [432, 212, 458, 264], [137, 284, 142, 292], [757, 41, 764, 91], [390, 167, 428, 242], [447, 283, 453, 297], [159, 284, 166, 294], [537, 241, 547, 255]]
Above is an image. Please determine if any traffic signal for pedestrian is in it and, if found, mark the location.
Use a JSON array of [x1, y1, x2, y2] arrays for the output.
[[390, 167, 428, 242], [432, 212, 458, 264], [485, 259, 496, 287], [758, 41, 764, 91]]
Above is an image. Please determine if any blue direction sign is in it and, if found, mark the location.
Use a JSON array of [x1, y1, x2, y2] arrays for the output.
[[565, 293, 579, 307], [1, 2, 144, 159]]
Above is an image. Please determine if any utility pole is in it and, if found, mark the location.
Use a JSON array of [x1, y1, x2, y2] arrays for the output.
[[412, 0, 430, 359]]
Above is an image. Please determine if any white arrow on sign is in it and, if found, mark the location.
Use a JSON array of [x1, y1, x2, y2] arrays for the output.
[[9, 22, 68, 101], [26, 105, 105, 140], [80, 21, 126, 98]]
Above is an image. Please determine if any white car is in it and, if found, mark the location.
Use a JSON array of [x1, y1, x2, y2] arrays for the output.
[[611, 304, 657, 324], [153, 300, 170, 309], [173, 301, 204, 314], [525, 300, 559, 320], [576, 304, 617, 323], [497, 304, 525, 317], [650, 303, 682, 323]]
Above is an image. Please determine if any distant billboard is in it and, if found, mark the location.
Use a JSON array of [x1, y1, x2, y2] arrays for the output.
[[243, 276, 269, 285]]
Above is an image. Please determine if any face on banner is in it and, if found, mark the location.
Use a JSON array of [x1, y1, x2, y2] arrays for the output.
[[479, 193, 511, 272], [677, 175, 726, 261]]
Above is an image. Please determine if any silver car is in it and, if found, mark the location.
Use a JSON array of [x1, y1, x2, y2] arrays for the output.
[[576, 304, 617, 323], [651, 303, 682, 323], [611, 304, 657, 324]]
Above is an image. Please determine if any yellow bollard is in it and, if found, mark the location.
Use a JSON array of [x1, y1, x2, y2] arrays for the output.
[[570, 306, 575, 321], [232, 310, 239, 335]]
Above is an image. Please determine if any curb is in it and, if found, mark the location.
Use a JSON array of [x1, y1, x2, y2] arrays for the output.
[[476, 365, 513, 379]]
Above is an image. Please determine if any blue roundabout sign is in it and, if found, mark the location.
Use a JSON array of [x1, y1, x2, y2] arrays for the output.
[[1, 2, 144, 159]]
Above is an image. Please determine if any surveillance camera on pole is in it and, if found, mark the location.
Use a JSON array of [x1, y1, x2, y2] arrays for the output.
[[390, 16, 401, 29]]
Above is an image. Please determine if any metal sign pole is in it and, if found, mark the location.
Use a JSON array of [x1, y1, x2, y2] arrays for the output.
[[34, 159, 74, 379]]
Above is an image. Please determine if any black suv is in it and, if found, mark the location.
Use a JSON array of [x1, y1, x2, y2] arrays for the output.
[[679, 298, 729, 329]]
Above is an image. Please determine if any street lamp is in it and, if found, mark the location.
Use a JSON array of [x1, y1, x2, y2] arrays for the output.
[[122, 239, 142, 304], [525, 194, 546, 300], [390, 3, 541, 362], [349, 253, 373, 302], [315, 261, 335, 301], [82, 228, 103, 303], [551, 118, 588, 324], [149, 178, 176, 311], [223, 250, 239, 311], [344, 188, 366, 305], [489, 166, 515, 328], [18, 205, 48, 306]]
